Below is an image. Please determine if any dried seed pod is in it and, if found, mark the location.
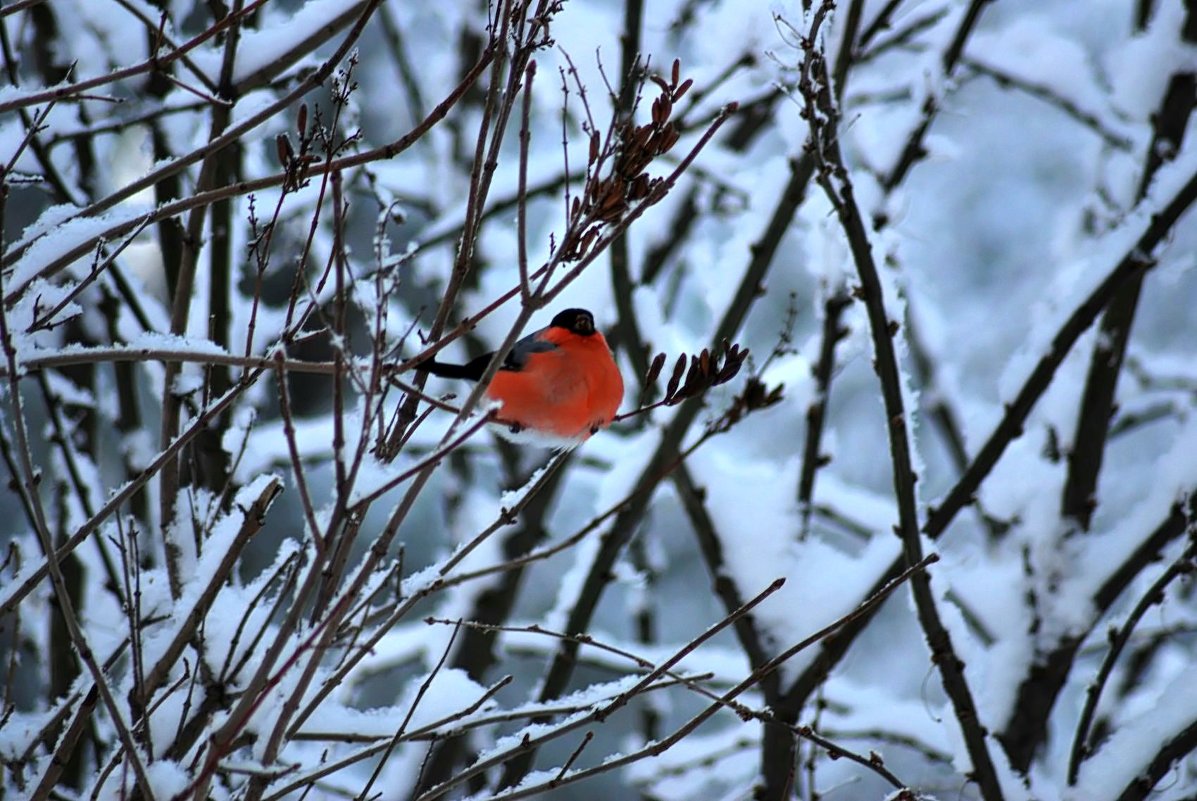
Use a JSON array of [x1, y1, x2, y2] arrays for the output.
[[652, 95, 671, 126], [656, 123, 680, 154], [602, 178, 626, 209], [665, 353, 687, 401], [275, 134, 294, 166], [644, 352, 667, 386], [629, 174, 651, 201], [715, 353, 745, 385], [624, 126, 652, 167], [578, 225, 600, 255], [600, 202, 625, 223]]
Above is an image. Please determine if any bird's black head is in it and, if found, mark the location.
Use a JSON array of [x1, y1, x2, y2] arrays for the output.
[[550, 308, 596, 336]]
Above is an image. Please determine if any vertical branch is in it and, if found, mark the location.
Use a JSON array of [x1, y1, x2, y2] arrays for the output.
[[609, 0, 649, 379], [798, 4, 1004, 798], [100, 283, 152, 528], [517, 61, 536, 302], [158, 0, 247, 596], [797, 288, 850, 538], [144, 0, 187, 320], [628, 531, 661, 747], [1061, 3, 1197, 531], [378, 3, 427, 123], [331, 170, 349, 506]]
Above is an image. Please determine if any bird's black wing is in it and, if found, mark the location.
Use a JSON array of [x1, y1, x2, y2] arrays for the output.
[[415, 326, 557, 381], [504, 326, 558, 370]]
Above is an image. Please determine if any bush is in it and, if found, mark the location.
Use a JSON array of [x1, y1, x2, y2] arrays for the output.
[[2, 1, 1197, 799]]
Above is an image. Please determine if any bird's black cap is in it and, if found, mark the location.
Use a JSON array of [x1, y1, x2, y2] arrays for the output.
[[550, 308, 596, 336]]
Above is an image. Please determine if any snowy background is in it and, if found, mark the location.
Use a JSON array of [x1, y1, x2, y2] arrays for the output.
[[2, 0, 1197, 799]]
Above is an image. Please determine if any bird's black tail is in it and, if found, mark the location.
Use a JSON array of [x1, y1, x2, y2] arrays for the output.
[[413, 355, 488, 381]]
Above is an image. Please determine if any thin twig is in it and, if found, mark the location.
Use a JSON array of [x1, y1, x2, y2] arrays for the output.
[[1067, 534, 1197, 783]]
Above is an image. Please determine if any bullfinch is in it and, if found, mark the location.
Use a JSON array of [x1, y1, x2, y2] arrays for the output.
[[415, 308, 624, 444]]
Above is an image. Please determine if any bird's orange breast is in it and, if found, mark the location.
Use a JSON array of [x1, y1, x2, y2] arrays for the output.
[[485, 333, 623, 440]]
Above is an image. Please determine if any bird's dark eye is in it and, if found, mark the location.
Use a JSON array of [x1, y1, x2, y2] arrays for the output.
[[576, 314, 593, 333]]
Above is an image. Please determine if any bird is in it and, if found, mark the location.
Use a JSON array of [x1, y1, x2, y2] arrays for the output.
[[415, 308, 624, 444]]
